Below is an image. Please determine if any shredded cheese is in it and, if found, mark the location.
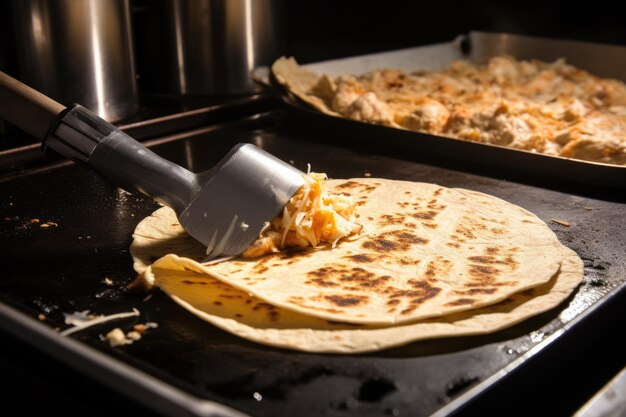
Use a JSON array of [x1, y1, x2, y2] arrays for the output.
[[242, 172, 362, 258]]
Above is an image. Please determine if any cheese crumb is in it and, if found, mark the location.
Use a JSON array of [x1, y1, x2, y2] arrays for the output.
[[106, 328, 129, 347]]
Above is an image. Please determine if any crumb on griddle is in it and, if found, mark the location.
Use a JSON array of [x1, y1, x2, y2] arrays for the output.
[[40, 221, 58, 228], [38, 314, 46, 321], [103, 278, 114, 286], [105, 322, 158, 347], [126, 331, 142, 341], [106, 328, 129, 347], [551, 219, 571, 227]]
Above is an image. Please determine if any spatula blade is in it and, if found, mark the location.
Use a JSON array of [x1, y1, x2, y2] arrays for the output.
[[179, 143, 305, 259]]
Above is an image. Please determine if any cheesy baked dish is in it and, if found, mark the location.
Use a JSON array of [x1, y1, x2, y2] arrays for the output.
[[273, 56, 626, 166]]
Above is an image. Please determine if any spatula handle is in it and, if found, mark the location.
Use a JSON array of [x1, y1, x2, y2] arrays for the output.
[[0, 71, 66, 139], [44, 105, 199, 215]]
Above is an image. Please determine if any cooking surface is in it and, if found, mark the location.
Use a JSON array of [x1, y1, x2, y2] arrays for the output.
[[1, 113, 625, 416]]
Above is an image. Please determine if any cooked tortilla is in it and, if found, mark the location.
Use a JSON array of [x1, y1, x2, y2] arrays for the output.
[[272, 56, 626, 166], [143, 246, 581, 353], [132, 179, 566, 325]]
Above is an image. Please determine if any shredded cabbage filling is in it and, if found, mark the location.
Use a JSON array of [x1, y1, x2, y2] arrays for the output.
[[242, 172, 362, 258]]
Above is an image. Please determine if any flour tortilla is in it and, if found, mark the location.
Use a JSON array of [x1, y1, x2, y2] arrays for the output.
[[145, 246, 581, 353], [132, 179, 565, 325], [272, 57, 340, 116]]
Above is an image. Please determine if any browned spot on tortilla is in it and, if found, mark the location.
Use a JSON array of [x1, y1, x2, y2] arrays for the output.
[[455, 223, 477, 239], [306, 266, 392, 290], [411, 210, 439, 221], [468, 255, 511, 265], [235, 313, 243, 318], [231, 269, 242, 273], [428, 202, 446, 210], [324, 294, 369, 307], [378, 213, 406, 226], [486, 247, 500, 254], [469, 264, 499, 277], [344, 253, 376, 263], [423, 222, 437, 229], [255, 266, 268, 273], [421, 257, 453, 282], [404, 191, 412, 195], [267, 310, 279, 321], [213, 301, 222, 306], [466, 263, 517, 288], [405, 222, 416, 228], [387, 283, 442, 311], [450, 234, 465, 243], [387, 299, 400, 306], [181, 280, 207, 285], [522, 219, 534, 224], [398, 257, 419, 266], [433, 188, 443, 196], [306, 277, 340, 288], [454, 287, 497, 295], [341, 269, 392, 288], [447, 242, 461, 248], [445, 298, 475, 306], [362, 229, 428, 252], [339, 192, 351, 196], [336, 180, 362, 189], [367, 216, 374, 221], [491, 227, 506, 234]]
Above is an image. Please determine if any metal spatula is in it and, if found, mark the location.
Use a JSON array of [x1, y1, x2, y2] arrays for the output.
[[0, 71, 305, 259]]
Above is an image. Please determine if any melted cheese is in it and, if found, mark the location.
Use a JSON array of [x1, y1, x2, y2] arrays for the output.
[[242, 171, 363, 258], [319, 56, 626, 165]]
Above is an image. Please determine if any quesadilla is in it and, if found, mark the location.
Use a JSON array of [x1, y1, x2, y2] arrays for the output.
[[132, 179, 568, 326], [140, 246, 581, 353]]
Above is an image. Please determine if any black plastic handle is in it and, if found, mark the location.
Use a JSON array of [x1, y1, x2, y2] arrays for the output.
[[43, 105, 199, 214]]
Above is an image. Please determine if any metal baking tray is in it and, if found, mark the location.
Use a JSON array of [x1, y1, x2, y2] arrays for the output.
[[258, 31, 626, 188], [1, 109, 625, 416]]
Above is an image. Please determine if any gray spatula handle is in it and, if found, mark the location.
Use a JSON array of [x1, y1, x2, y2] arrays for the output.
[[44, 105, 199, 214], [0, 71, 198, 214]]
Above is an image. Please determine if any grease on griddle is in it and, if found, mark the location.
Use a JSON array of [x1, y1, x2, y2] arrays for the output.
[[357, 378, 396, 402], [445, 375, 479, 397]]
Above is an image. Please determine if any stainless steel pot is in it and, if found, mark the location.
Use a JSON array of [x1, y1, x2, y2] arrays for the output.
[[12, 0, 138, 122], [135, 0, 285, 96]]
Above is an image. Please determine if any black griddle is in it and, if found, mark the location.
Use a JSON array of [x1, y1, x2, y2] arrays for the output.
[[1, 105, 625, 417]]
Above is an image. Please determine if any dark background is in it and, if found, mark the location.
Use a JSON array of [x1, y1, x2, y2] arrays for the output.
[[283, 0, 626, 63]]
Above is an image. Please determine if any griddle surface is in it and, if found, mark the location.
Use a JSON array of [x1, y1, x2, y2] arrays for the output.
[[1, 119, 624, 417]]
